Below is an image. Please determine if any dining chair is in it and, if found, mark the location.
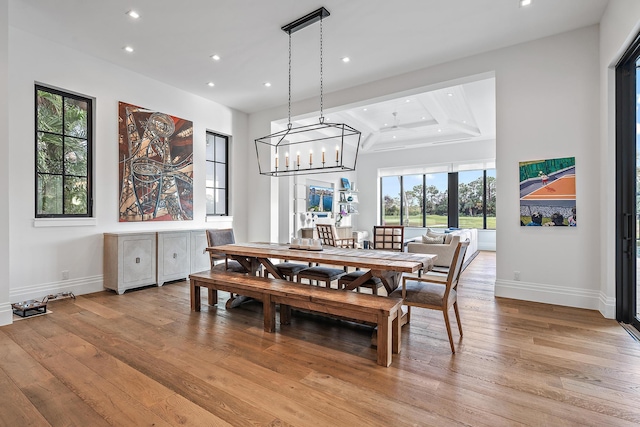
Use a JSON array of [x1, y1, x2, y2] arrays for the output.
[[372, 225, 404, 251], [266, 261, 309, 281], [316, 223, 356, 248], [338, 271, 384, 295], [297, 266, 346, 289], [207, 228, 268, 307], [390, 240, 469, 353], [206, 229, 248, 273]]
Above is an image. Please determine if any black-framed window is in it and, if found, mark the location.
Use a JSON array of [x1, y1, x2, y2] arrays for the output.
[[380, 168, 495, 229], [205, 131, 229, 216], [35, 85, 93, 217]]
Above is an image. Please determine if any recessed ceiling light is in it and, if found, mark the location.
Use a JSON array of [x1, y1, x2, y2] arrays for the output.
[[519, 0, 532, 7], [392, 135, 396, 139], [126, 10, 140, 19], [437, 129, 442, 133], [405, 99, 411, 103], [123, 46, 134, 53], [384, 123, 388, 127], [207, 82, 215, 87], [421, 116, 426, 120], [363, 108, 367, 111], [447, 93, 454, 97], [211, 54, 221, 61], [341, 57, 350, 63], [264, 82, 271, 87]]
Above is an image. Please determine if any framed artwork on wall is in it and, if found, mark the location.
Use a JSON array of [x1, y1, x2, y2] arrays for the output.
[[307, 185, 334, 212], [118, 102, 194, 221], [519, 156, 576, 227]]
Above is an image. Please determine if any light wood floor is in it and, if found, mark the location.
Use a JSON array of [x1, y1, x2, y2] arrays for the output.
[[2, 251, 640, 426]]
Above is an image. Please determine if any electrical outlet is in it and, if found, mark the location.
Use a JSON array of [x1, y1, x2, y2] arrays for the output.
[[62, 270, 69, 280], [514, 271, 520, 281]]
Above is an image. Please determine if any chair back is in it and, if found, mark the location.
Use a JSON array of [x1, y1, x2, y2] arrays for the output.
[[445, 239, 470, 292], [373, 225, 404, 251], [206, 228, 236, 266], [316, 224, 338, 247]]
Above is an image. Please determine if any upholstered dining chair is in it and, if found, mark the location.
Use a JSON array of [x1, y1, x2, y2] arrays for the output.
[[372, 225, 405, 251], [206, 229, 248, 273], [266, 261, 309, 282], [316, 224, 356, 248], [205, 228, 251, 307], [390, 240, 469, 353], [297, 265, 346, 289], [338, 271, 383, 295]]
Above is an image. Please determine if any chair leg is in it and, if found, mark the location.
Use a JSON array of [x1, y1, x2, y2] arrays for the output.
[[453, 301, 463, 337], [405, 305, 412, 324], [442, 309, 456, 353]]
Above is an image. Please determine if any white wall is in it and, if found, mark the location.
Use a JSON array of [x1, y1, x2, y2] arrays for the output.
[[493, 27, 602, 312], [2, 27, 249, 324], [0, 0, 10, 325], [249, 25, 611, 316], [599, 1, 640, 319]]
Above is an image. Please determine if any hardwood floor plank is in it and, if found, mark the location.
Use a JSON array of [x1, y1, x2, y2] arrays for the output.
[[0, 327, 111, 427], [0, 363, 51, 426]]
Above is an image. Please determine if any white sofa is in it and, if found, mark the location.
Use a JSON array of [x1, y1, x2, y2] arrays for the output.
[[406, 228, 478, 268]]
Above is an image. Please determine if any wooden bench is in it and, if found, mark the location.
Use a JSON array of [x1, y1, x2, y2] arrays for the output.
[[189, 270, 403, 367]]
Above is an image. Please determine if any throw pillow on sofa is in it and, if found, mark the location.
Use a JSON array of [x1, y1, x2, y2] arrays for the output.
[[421, 235, 444, 244], [425, 228, 441, 238]]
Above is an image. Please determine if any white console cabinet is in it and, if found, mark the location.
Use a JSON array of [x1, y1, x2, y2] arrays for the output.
[[157, 231, 191, 286], [104, 232, 157, 295], [104, 229, 212, 294]]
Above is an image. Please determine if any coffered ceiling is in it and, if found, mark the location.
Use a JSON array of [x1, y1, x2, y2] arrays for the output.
[[278, 78, 496, 152]]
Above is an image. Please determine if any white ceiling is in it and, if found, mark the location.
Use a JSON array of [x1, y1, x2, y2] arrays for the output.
[[8, 0, 608, 150]]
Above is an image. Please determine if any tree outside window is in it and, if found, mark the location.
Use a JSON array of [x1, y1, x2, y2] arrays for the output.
[[425, 173, 448, 228], [381, 176, 401, 225], [35, 85, 92, 217]]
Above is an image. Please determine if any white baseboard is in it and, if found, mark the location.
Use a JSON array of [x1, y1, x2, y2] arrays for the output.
[[9, 275, 104, 304], [598, 292, 616, 319], [0, 303, 12, 326], [495, 279, 612, 318]]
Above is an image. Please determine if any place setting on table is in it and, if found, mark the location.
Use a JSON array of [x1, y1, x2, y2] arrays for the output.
[[289, 238, 324, 251]]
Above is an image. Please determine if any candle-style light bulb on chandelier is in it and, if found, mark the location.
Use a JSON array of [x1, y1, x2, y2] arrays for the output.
[[255, 7, 361, 177]]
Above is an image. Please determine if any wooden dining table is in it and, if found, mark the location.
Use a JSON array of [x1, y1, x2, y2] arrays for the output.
[[207, 242, 437, 294]]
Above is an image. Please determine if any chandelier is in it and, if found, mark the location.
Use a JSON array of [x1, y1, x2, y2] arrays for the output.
[[255, 7, 361, 177]]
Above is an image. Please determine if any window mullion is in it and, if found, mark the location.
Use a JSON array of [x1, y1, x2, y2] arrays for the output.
[[61, 96, 66, 215], [483, 169, 487, 229]]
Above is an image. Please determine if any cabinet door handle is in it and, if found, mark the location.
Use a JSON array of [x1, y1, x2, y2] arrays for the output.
[[135, 257, 141, 264], [173, 253, 177, 259]]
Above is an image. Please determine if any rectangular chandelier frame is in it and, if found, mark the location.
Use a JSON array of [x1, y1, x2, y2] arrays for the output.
[[255, 121, 361, 177]]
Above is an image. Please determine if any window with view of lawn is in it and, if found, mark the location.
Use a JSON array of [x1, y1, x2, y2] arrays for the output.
[[381, 169, 495, 229]]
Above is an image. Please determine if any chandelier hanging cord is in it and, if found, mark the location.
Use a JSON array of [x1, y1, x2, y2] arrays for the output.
[[288, 31, 292, 130], [319, 15, 324, 124]]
